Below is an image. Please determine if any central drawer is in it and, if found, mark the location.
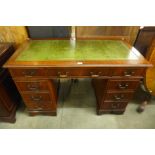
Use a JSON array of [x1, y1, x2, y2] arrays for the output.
[[47, 67, 111, 78]]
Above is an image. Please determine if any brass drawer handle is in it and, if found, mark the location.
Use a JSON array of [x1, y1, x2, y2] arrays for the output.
[[114, 94, 124, 100], [58, 72, 69, 78], [27, 84, 39, 91], [22, 70, 36, 76], [30, 96, 42, 102], [124, 70, 135, 77], [90, 72, 102, 77], [118, 83, 129, 89]]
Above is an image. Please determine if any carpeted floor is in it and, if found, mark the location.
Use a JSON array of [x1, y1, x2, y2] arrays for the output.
[[0, 79, 155, 129]]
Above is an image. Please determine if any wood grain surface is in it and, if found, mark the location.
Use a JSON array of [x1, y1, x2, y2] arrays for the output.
[[76, 26, 139, 45]]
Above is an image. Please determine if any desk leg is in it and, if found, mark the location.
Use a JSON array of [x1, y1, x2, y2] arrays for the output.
[[135, 84, 152, 113]]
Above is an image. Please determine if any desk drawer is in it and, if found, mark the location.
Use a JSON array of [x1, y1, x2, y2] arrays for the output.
[[112, 68, 144, 77], [104, 91, 133, 102], [107, 79, 140, 91], [15, 81, 49, 92], [10, 68, 46, 77], [22, 92, 56, 111], [25, 102, 55, 111], [100, 101, 128, 110], [47, 68, 110, 78], [22, 92, 51, 104]]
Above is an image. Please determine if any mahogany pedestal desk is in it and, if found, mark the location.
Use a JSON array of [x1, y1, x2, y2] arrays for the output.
[[4, 39, 151, 116]]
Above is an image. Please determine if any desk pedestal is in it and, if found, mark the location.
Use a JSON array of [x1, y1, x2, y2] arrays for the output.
[[92, 78, 140, 115]]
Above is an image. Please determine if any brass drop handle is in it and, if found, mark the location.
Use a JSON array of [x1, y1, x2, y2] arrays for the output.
[[124, 70, 135, 77], [118, 83, 128, 89], [31, 96, 42, 101], [58, 72, 69, 78], [90, 72, 102, 77], [114, 94, 124, 100], [27, 84, 39, 90], [22, 70, 36, 76]]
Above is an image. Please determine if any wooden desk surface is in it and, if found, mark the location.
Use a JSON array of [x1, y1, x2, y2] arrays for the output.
[[4, 39, 151, 68], [3, 39, 152, 116]]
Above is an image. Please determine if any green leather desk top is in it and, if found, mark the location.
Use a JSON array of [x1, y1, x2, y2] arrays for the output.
[[15, 40, 138, 61]]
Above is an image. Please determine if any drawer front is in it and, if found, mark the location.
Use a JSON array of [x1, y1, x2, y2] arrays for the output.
[[100, 101, 128, 110], [22, 93, 51, 104], [104, 92, 133, 102], [107, 79, 140, 91], [10, 68, 46, 77], [25, 102, 55, 111], [112, 68, 144, 77], [15, 81, 49, 92], [47, 68, 110, 78]]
